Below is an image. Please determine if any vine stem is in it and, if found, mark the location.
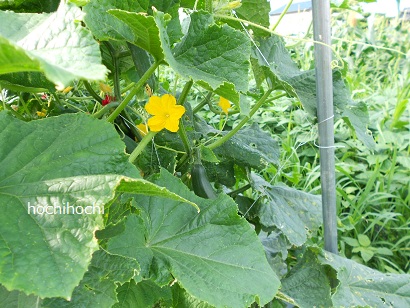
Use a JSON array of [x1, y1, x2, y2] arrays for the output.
[[193, 92, 212, 114], [91, 102, 120, 119], [177, 79, 194, 156], [107, 61, 160, 123], [207, 89, 276, 150], [103, 41, 122, 102], [128, 131, 158, 163], [271, 0, 293, 31], [83, 81, 102, 103]]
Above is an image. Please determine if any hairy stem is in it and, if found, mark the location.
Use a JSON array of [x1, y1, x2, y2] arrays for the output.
[[107, 61, 160, 123], [128, 131, 157, 163], [271, 0, 293, 32], [177, 80, 194, 156], [208, 89, 274, 150], [193, 92, 213, 114], [92, 102, 120, 119], [83, 81, 102, 103], [103, 41, 122, 102]]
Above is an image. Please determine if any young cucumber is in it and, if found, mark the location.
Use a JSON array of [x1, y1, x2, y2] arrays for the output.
[[191, 162, 217, 199]]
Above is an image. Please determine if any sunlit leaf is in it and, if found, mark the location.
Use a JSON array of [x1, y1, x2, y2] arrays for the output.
[[107, 169, 280, 308]]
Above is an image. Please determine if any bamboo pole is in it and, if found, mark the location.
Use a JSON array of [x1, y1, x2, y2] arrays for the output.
[[311, 0, 338, 254]]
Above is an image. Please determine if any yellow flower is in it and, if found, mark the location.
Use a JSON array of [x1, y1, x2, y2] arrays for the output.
[[144, 94, 185, 132], [62, 86, 73, 94], [99, 83, 112, 93], [218, 97, 231, 114], [137, 123, 148, 136], [227, 1, 242, 9], [36, 108, 47, 117]]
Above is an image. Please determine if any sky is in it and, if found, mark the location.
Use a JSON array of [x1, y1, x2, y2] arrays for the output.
[[270, 0, 410, 17]]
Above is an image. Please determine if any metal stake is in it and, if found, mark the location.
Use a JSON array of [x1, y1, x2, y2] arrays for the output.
[[312, 0, 338, 254]]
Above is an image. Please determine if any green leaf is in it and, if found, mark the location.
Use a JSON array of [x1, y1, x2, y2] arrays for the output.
[[107, 169, 280, 308], [200, 145, 220, 163], [318, 250, 410, 307], [239, 93, 251, 116], [172, 283, 214, 308], [352, 247, 374, 262], [0, 2, 108, 88], [281, 250, 333, 308], [357, 234, 371, 247], [0, 111, 196, 298], [136, 145, 178, 177], [252, 36, 375, 149], [215, 123, 280, 169], [258, 231, 289, 278], [83, 0, 148, 41], [114, 279, 172, 308], [203, 160, 236, 187], [374, 247, 394, 256], [251, 174, 322, 246], [227, 0, 271, 36], [342, 236, 360, 247], [108, 10, 164, 61], [0, 284, 42, 308], [69, 0, 89, 6], [251, 36, 300, 98], [148, 0, 182, 45], [155, 10, 250, 103], [0, 72, 56, 93], [342, 101, 376, 149], [0, 0, 59, 13], [42, 250, 141, 308], [116, 179, 199, 212]]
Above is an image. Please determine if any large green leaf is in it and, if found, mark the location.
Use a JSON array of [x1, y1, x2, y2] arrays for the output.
[[194, 118, 280, 170], [224, 0, 271, 37], [215, 123, 280, 169], [0, 1, 107, 88], [148, 0, 182, 45], [252, 35, 375, 149], [42, 250, 141, 308], [281, 249, 332, 308], [107, 169, 280, 308], [155, 10, 250, 103], [318, 250, 410, 307], [83, 0, 148, 41], [106, 9, 250, 102], [342, 102, 376, 149], [108, 10, 164, 61], [258, 231, 289, 278], [251, 174, 322, 246], [0, 36, 41, 74], [0, 72, 56, 93], [171, 283, 213, 308], [0, 284, 42, 308], [0, 111, 197, 299], [114, 279, 172, 308]]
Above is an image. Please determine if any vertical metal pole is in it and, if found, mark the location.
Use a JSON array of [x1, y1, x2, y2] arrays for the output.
[[311, 0, 338, 254]]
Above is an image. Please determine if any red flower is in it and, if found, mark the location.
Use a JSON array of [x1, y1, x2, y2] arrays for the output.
[[102, 94, 115, 106]]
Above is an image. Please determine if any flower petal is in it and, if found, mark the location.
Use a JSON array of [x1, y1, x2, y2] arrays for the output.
[[170, 105, 186, 118], [218, 97, 231, 114], [145, 96, 163, 116], [147, 115, 166, 132], [164, 118, 180, 132], [162, 94, 177, 111]]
